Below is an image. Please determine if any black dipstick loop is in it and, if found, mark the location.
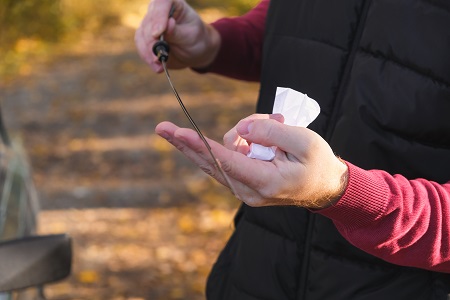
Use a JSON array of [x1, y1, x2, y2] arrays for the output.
[[152, 40, 170, 62]]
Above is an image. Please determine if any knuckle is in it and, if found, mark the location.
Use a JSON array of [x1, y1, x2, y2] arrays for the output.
[[200, 164, 216, 177], [219, 159, 233, 174], [172, 141, 186, 153], [263, 121, 278, 141], [192, 142, 207, 156]]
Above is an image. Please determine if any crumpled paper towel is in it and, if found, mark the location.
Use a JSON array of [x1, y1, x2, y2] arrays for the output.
[[247, 87, 321, 161]]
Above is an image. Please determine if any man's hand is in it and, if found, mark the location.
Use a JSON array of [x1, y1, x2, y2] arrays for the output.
[[135, 0, 221, 73], [155, 114, 348, 209]]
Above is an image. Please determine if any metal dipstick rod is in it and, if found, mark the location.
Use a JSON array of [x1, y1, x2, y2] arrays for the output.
[[152, 16, 238, 198]]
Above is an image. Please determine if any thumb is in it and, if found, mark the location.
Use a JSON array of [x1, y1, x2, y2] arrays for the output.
[[237, 119, 316, 157]]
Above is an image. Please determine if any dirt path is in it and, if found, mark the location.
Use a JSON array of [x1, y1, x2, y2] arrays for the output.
[[0, 25, 258, 299]]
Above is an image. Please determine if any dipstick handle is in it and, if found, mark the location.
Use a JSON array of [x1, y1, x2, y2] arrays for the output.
[[152, 40, 170, 62]]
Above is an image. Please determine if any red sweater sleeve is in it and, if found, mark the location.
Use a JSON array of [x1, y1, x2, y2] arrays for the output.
[[194, 0, 269, 81], [318, 162, 450, 273]]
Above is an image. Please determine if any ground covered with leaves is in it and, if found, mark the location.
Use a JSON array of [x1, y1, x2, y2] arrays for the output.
[[0, 23, 258, 299]]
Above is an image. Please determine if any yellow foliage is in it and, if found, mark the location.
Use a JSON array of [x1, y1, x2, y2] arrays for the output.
[[177, 214, 196, 233], [77, 270, 100, 284], [151, 136, 173, 153], [14, 39, 41, 53], [169, 287, 185, 299]]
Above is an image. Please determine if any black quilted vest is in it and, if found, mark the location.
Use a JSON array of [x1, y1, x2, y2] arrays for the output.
[[207, 0, 450, 299]]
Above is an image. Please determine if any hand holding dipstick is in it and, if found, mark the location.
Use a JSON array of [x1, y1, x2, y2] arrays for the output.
[[152, 6, 239, 198]]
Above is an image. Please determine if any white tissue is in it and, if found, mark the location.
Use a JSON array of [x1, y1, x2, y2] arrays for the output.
[[247, 87, 320, 161]]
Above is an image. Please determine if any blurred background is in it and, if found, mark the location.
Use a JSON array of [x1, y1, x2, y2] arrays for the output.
[[0, 0, 260, 299]]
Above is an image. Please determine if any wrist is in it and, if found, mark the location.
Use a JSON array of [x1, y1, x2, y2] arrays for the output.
[[311, 158, 349, 209], [192, 24, 221, 69]]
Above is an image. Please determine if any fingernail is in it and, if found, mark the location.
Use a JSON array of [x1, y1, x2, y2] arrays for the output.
[[237, 120, 253, 136]]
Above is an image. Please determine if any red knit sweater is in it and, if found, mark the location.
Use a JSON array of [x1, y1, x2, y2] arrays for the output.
[[204, 0, 450, 273]]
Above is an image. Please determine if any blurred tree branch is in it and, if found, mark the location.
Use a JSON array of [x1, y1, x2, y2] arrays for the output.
[[0, 0, 63, 50]]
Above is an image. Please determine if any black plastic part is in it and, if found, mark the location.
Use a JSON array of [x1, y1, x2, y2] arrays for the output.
[[0, 234, 72, 292], [0, 108, 11, 146], [152, 40, 170, 62]]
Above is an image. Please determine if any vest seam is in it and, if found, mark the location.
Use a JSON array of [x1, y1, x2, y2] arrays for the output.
[[359, 47, 450, 88], [311, 245, 425, 272], [266, 33, 347, 53], [423, 0, 450, 14], [359, 106, 450, 150], [376, 124, 450, 150]]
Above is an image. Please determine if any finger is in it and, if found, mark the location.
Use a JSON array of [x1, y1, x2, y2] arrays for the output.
[[174, 126, 280, 194], [224, 113, 285, 154], [172, 128, 266, 201], [155, 120, 178, 136], [222, 114, 274, 152], [156, 122, 238, 188], [135, 24, 164, 72], [236, 113, 284, 135], [135, 26, 152, 65], [166, 17, 177, 35], [173, 128, 227, 178], [223, 127, 249, 154], [238, 118, 318, 161], [155, 122, 214, 175], [147, 0, 174, 39], [270, 113, 284, 123], [157, 122, 279, 205]]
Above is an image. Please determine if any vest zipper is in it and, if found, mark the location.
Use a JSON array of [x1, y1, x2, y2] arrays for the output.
[[324, 0, 372, 142], [297, 1, 372, 299], [296, 213, 315, 299]]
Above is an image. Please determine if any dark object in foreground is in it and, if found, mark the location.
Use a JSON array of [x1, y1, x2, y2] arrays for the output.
[[0, 234, 72, 292]]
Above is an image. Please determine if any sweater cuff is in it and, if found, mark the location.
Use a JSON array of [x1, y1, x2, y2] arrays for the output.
[[317, 162, 390, 229]]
